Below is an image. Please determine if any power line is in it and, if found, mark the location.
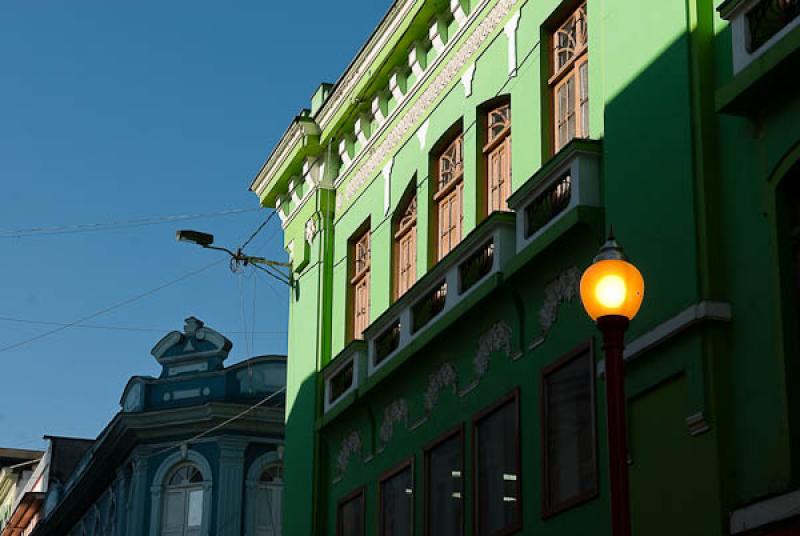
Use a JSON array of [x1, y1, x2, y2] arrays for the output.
[[0, 316, 286, 335], [0, 207, 260, 238], [239, 208, 278, 250], [0, 259, 225, 355], [147, 386, 286, 459]]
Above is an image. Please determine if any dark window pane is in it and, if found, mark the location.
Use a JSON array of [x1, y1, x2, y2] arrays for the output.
[[380, 465, 413, 536], [338, 492, 364, 536], [426, 433, 463, 536], [475, 396, 520, 536], [544, 348, 597, 511]]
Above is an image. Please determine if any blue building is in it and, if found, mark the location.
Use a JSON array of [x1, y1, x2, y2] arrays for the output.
[[27, 317, 286, 536]]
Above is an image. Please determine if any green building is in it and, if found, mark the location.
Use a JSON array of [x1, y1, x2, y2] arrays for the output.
[[249, 0, 800, 534]]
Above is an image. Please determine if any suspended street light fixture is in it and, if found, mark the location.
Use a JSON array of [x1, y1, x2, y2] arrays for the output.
[[176, 229, 293, 287], [579, 231, 644, 536]]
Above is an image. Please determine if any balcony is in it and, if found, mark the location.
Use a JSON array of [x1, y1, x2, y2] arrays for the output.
[[320, 140, 603, 419], [507, 138, 602, 259], [321, 212, 515, 417], [717, 0, 800, 115]]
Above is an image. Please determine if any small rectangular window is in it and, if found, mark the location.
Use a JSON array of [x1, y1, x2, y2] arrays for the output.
[[425, 428, 464, 536], [473, 391, 521, 536], [337, 489, 365, 536], [379, 461, 414, 536], [541, 343, 597, 516], [328, 360, 354, 405]]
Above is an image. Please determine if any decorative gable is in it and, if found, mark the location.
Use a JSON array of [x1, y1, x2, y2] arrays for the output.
[[150, 317, 232, 378]]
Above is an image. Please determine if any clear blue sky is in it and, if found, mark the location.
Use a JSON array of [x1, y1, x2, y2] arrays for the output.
[[0, 0, 388, 450]]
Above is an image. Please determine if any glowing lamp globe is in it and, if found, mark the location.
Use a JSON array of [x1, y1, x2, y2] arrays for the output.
[[579, 236, 644, 322]]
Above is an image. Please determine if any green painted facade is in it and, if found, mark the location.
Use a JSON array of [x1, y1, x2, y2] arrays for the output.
[[250, 0, 800, 534]]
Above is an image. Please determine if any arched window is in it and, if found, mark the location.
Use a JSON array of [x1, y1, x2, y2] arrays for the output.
[[161, 463, 206, 536], [434, 132, 464, 260], [394, 192, 417, 300], [484, 102, 511, 214], [253, 464, 283, 536]]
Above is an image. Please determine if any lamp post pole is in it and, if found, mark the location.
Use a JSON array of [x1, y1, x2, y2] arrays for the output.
[[598, 315, 631, 536], [579, 234, 644, 536]]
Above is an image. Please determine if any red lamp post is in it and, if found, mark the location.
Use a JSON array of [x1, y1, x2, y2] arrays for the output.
[[579, 234, 644, 536]]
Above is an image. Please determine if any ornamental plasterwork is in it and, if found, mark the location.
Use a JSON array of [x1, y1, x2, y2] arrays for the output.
[[304, 217, 317, 245], [424, 362, 458, 412], [336, 0, 517, 210], [539, 266, 581, 332], [336, 431, 363, 476], [474, 322, 513, 378], [379, 398, 409, 443]]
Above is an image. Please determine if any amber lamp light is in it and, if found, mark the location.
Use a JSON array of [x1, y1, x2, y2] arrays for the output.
[[580, 252, 644, 322], [579, 232, 643, 536]]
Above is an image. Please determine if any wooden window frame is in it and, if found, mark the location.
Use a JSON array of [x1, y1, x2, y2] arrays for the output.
[[423, 424, 465, 536], [348, 224, 371, 341], [471, 389, 522, 536], [393, 192, 418, 301], [483, 101, 512, 215], [337, 487, 366, 536], [549, 2, 588, 154], [539, 340, 598, 518], [433, 132, 465, 261], [377, 457, 415, 536]]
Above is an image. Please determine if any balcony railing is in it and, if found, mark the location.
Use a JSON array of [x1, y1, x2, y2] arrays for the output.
[[363, 212, 515, 377], [322, 140, 603, 416], [508, 139, 602, 254], [323, 341, 365, 413]]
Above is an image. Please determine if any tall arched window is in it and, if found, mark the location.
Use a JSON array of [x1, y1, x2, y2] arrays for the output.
[[484, 102, 511, 213], [394, 193, 417, 300], [161, 464, 205, 536], [253, 464, 283, 536], [434, 133, 464, 260]]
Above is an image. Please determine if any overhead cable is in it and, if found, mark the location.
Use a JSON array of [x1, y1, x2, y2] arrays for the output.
[[0, 259, 225, 355]]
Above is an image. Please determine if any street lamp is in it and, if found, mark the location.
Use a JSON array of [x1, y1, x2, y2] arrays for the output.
[[579, 232, 644, 536], [176, 229, 294, 287]]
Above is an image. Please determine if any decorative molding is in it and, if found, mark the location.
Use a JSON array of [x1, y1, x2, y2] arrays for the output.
[[379, 399, 409, 444], [451, 0, 468, 27], [383, 158, 394, 216], [503, 10, 521, 76], [474, 322, 513, 378], [304, 217, 317, 245], [461, 63, 476, 97], [316, 0, 419, 129], [409, 40, 428, 78], [335, 0, 516, 210], [730, 487, 800, 534], [424, 362, 458, 412], [538, 267, 581, 333], [596, 301, 733, 375], [416, 119, 430, 150], [336, 431, 362, 477]]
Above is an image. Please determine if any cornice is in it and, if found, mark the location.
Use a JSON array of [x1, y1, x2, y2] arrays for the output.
[[315, 0, 417, 131], [250, 116, 320, 200], [335, 0, 517, 212]]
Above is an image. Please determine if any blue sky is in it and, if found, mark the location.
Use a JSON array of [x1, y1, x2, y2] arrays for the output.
[[0, 1, 388, 450]]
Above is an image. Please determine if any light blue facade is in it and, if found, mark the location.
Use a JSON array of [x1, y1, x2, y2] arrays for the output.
[[30, 318, 286, 536]]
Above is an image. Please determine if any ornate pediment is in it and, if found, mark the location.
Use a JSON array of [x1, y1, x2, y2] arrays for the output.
[[150, 317, 232, 378]]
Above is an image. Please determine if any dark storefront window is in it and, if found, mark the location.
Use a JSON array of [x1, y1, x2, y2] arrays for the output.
[[473, 391, 521, 536], [425, 428, 464, 536], [541, 344, 598, 515], [337, 489, 365, 536], [379, 461, 414, 536]]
